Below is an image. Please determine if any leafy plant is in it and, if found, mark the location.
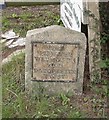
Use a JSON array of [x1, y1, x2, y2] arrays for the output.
[[12, 13, 18, 18], [60, 93, 70, 106], [100, 58, 109, 69], [101, 33, 109, 44], [68, 110, 83, 118]]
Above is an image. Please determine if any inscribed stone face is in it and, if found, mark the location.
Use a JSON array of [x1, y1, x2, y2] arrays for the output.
[[32, 43, 79, 81]]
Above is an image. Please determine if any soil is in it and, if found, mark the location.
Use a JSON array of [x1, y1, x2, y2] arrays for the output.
[[2, 46, 24, 59]]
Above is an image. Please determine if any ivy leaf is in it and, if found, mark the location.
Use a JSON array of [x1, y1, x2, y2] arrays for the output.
[[100, 59, 109, 68]]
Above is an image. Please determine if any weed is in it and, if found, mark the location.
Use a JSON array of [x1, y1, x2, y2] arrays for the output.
[[60, 93, 70, 106], [19, 13, 33, 21], [2, 17, 11, 32], [68, 110, 84, 118], [100, 58, 109, 69], [12, 13, 18, 18]]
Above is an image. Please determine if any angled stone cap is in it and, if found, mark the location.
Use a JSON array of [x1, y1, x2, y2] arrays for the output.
[[25, 25, 87, 95], [26, 25, 86, 44]]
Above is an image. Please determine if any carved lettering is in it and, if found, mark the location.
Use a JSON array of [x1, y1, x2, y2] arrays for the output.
[[33, 43, 78, 81]]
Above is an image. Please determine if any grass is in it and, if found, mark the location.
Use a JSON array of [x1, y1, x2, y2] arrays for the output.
[[2, 53, 86, 118], [2, 7, 62, 37], [2, 53, 107, 118], [2, 13, 61, 37]]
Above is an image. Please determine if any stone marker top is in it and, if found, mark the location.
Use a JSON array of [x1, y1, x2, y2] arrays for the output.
[[25, 25, 87, 94], [26, 25, 86, 44]]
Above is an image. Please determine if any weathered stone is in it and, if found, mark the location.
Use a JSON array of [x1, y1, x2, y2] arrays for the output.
[[33, 43, 78, 81], [88, 1, 101, 81], [25, 25, 86, 95]]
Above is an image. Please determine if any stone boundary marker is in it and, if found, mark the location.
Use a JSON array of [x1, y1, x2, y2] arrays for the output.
[[25, 25, 86, 95]]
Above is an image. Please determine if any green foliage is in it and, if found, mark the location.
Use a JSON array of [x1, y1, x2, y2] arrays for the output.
[[99, 3, 109, 34], [2, 53, 86, 118], [101, 32, 109, 44], [60, 93, 70, 106], [100, 58, 109, 69], [99, 3, 109, 88], [2, 53, 25, 118], [68, 110, 83, 118], [12, 13, 18, 18], [2, 17, 11, 32], [2, 8, 62, 37], [99, 3, 109, 54]]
